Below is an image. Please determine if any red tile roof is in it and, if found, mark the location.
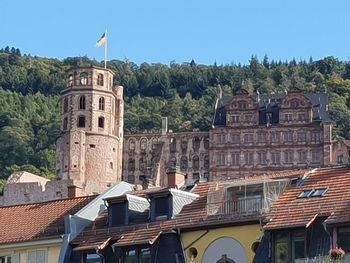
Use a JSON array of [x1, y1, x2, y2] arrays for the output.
[[0, 196, 95, 245], [264, 165, 350, 230], [71, 169, 306, 249]]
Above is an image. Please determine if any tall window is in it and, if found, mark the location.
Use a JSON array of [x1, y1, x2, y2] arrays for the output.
[[258, 152, 267, 165], [283, 132, 293, 142], [28, 250, 46, 263], [298, 151, 307, 163], [204, 155, 209, 169], [140, 138, 147, 152], [170, 156, 177, 168], [63, 117, 68, 130], [244, 152, 254, 165], [284, 113, 293, 122], [67, 74, 73, 88], [311, 132, 321, 143], [139, 157, 147, 172], [275, 233, 288, 263], [231, 115, 240, 123], [128, 158, 135, 171], [170, 138, 176, 152], [284, 151, 293, 164], [297, 132, 306, 143], [311, 151, 321, 163], [79, 96, 86, 110], [257, 133, 266, 143], [244, 134, 254, 144], [193, 155, 199, 170], [271, 131, 279, 143], [99, 97, 105, 110], [231, 153, 240, 165], [217, 153, 226, 166], [129, 139, 135, 152], [63, 98, 68, 113], [78, 116, 86, 128], [231, 133, 240, 144], [98, 117, 104, 128], [97, 73, 104, 86], [80, 72, 88, 85], [271, 152, 280, 165], [180, 156, 188, 171], [193, 137, 200, 150], [217, 134, 225, 144]]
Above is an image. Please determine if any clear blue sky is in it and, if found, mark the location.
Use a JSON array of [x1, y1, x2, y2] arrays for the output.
[[1, 0, 349, 65]]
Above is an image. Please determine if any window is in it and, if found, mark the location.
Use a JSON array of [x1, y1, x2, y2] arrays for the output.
[[98, 117, 104, 128], [311, 188, 327, 197], [292, 232, 306, 260], [140, 248, 152, 263], [275, 233, 288, 263], [258, 152, 267, 165], [97, 73, 104, 86], [204, 138, 209, 149], [128, 158, 135, 171], [244, 152, 254, 165], [85, 253, 101, 263], [243, 134, 254, 144], [127, 174, 135, 184], [298, 113, 307, 122], [204, 155, 209, 169], [193, 172, 200, 181], [337, 155, 344, 164], [80, 72, 88, 85], [67, 74, 73, 88], [338, 227, 350, 253], [290, 100, 299, 108], [231, 115, 240, 123], [170, 138, 176, 152], [180, 156, 188, 171], [169, 156, 177, 168], [284, 151, 293, 164], [78, 116, 86, 128], [152, 138, 158, 149], [154, 196, 170, 220], [298, 189, 314, 198], [109, 202, 127, 227], [193, 137, 200, 150], [271, 152, 280, 165], [231, 153, 240, 165], [283, 132, 293, 142], [238, 101, 247, 109], [124, 248, 137, 263], [123, 247, 152, 263], [140, 138, 147, 151], [129, 139, 135, 152], [79, 96, 86, 110], [311, 132, 321, 143], [181, 138, 188, 151], [297, 132, 306, 143], [231, 133, 240, 144], [217, 153, 226, 166], [257, 133, 266, 143], [99, 97, 105, 110], [193, 155, 199, 170], [63, 97, 68, 113], [0, 255, 16, 263], [311, 151, 321, 163], [298, 151, 307, 163], [244, 114, 253, 123], [271, 131, 279, 143], [63, 117, 68, 130], [217, 134, 226, 144], [28, 250, 46, 263], [284, 113, 293, 122], [139, 157, 147, 172]]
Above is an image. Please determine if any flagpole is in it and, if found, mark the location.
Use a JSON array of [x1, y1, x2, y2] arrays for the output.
[[104, 30, 108, 69]]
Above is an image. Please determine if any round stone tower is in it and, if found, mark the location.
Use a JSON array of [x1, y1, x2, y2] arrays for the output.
[[56, 66, 124, 195]]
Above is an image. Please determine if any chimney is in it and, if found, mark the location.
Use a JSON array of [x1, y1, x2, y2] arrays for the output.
[[68, 185, 83, 198], [161, 117, 168, 135], [167, 168, 186, 189]]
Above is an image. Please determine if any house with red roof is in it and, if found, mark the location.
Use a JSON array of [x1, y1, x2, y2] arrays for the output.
[[255, 165, 350, 263]]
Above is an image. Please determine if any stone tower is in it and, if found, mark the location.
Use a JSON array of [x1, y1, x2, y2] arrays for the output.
[[56, 66, 124, 195]]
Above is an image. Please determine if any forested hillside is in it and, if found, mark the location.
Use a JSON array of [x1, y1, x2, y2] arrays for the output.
[[1, 46, 350, 192]]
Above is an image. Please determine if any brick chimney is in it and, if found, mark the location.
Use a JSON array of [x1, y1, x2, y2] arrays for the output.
[[167, 168, 186, 189], [68, 185, 83, 198]]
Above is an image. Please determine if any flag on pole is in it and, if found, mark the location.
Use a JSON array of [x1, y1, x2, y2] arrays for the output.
[[96, 32, 107, 47]]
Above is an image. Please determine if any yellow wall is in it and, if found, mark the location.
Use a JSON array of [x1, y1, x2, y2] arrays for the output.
[[0, 243, 61, 263], [181, 224, 262, 263]]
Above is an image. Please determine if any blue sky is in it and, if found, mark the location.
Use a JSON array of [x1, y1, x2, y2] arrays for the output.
[[1, 0, 349, 65]]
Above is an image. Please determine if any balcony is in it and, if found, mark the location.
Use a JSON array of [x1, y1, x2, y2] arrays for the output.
[[295, 254, 350, 263]]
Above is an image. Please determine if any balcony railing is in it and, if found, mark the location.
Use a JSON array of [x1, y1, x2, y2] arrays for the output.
[[207, 196, 264, 216], [295, 254, 350, 263]]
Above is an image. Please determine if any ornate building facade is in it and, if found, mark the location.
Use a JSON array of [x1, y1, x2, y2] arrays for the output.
[[209, 88, 332, 180], [56, 67, 124, 194]]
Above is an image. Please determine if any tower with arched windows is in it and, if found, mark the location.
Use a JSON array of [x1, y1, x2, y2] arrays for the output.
[[56, 66, 124, 195]]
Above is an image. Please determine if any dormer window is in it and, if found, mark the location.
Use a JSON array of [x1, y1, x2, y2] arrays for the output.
[[108, 201, 128, 227], [97, 73, 104, 86], [151, 196, 171, 221], [80, 72, 88, 85]]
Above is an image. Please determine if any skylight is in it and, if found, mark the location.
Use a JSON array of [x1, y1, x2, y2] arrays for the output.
[[298, 188, 328, 198]]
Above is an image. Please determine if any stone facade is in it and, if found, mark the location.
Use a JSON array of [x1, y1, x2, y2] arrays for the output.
[[56, 67, 124, 195], [122, 131, 210, 187], [209, 88, 333, 180], [332, 140, 350, 165]]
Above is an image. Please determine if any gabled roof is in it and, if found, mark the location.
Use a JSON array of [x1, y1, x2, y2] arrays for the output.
[[0, 195, 95, 245], [70, 169, 308, 250], [264, 166, 350, 230]]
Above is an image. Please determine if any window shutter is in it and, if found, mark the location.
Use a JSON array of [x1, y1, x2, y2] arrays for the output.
[[11, 253, 20, 263]]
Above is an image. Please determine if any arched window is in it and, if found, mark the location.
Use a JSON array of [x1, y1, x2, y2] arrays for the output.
[[180, 156, 188, 171], [204, 138, 209, 149], [139, 157, 147, 172], [128, 158, 135, 171], [181, 138, 188, 151], [129, 139, 135, 152], [79, 96, 86, 110], [193, 137, 201, 150], [99, 97, 105, 110], [97, 73, 104, 86], [193, 155, 200, 170], [152, 138, 158, 150], [80, 72, 88, 85], [128, 174, 135, 183], [63, 98, 68, 113], [67, 74, 73, 88], [78, 116, 86, 128], [140, 138, 147, 152], [63, 117, 68, 130], [98, 117, 104, 128]]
